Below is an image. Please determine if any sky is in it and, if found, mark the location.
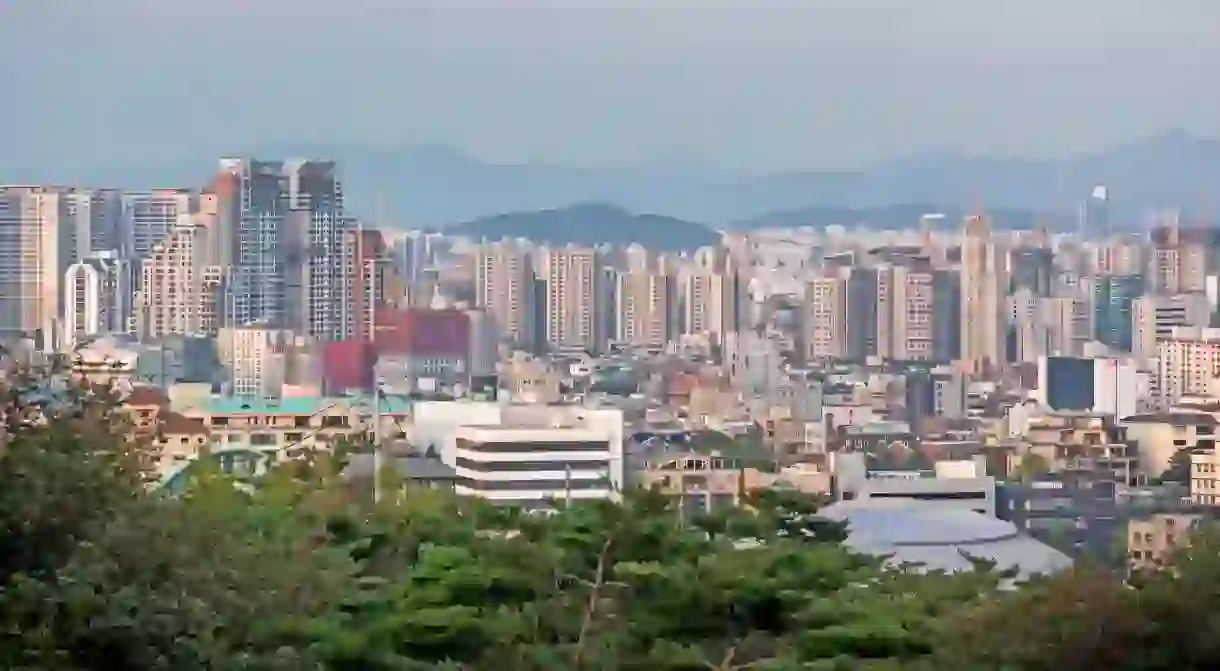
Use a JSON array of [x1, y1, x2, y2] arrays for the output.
[[2, 1, 1219, 172]]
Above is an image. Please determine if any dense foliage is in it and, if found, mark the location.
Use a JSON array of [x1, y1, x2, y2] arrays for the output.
[[6, 373, 1220, 669]]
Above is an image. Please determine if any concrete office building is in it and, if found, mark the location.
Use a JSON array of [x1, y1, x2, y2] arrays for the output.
[[412, 401, 625, 505]]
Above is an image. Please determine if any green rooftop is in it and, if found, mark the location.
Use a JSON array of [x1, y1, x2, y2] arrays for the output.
[[201, 393, 413, 416]]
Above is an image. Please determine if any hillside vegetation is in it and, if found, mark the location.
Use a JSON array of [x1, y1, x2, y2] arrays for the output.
[[3, 369, 1220, 670]]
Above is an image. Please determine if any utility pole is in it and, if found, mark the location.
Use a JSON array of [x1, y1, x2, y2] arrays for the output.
[[372, 384, 383, 504]]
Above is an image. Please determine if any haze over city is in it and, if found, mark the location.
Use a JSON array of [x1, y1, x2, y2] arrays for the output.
[[4, 1, 1219, 173]]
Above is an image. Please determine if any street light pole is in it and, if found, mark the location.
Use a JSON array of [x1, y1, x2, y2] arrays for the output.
[[372, 383, 383, 504]]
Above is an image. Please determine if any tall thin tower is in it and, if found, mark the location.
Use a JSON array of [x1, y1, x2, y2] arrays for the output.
[[959, 215, 1007, 378]]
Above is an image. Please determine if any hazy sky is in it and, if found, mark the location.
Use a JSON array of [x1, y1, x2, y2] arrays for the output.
[[3, 1, 1219, 171]]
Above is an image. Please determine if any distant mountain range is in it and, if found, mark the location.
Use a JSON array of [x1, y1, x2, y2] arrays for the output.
[[733, 204, 1076, 232], [443, 203, 717, 250], [3, 130, 1217, 229]]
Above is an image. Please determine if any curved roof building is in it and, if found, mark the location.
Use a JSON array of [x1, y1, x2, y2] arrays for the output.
[[819, 501, 1072, 579]]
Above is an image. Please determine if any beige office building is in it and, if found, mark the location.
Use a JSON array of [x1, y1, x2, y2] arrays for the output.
[[960, 216, 1008, 377], [0, 187, 71, 337]]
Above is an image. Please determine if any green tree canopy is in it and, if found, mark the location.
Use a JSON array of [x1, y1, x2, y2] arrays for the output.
[[5, 368, 1220, 669]]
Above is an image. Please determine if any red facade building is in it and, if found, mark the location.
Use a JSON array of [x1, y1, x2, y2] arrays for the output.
[[374, 307, 471, 360], [321, 340, 375, 394]]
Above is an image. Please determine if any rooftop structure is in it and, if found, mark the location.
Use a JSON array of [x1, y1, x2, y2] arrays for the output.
[[819, 501, 1073, 579]]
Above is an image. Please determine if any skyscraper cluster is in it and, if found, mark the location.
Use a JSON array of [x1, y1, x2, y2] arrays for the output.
[[469, 240, 747, 355], [0, 160, 369, 350]]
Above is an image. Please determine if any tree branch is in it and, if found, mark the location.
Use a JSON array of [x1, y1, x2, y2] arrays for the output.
[[573, 534, 615, 667]]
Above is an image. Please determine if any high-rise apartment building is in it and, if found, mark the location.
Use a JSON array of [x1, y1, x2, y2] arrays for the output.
[[219, 324, 289, 398], [1131, 293, 1212, 364], [474, 241, 535, 348], [682, 270, 741, 345], [137, 223, 213, 339], [63, 251, 134, 344], [213, 159, 351, 339], [931, 269, 962, 362], [1093, 274, 1144, 352], [542, 245, 600, 352], [1147, 225, 1207, 295], [1093, 239, 1143, 277], [1039, 296, 1092, 358], [1156, 327, 1220, 407], [63, 189, 123, 259], [804, 275, 847, 360], [122, 189, 196, 262], [0, 187, 71, 338], [846, 268, 879, 361], [616, 269, 674, 348], [881, 264, 935, 361], [350, 227, 392, 342], [960, 216, 1008, 377], [1010, 247, 1055, 297]]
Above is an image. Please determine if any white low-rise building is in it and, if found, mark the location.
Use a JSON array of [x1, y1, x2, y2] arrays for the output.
[[413, 401, 624, 505]]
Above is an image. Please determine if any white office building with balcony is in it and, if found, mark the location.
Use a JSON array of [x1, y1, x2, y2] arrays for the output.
[[413, 401, 624, 505]]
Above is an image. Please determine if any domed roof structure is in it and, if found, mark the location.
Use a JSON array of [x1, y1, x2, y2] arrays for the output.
[[819, 501, 1072, 579]]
